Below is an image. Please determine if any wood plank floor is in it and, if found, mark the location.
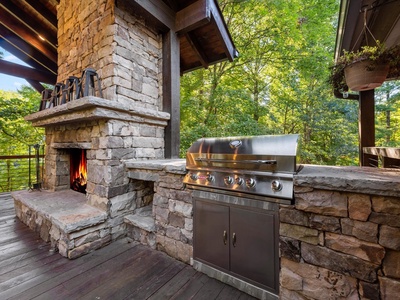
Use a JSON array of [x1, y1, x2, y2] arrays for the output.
[[0, 193, 256, 300]]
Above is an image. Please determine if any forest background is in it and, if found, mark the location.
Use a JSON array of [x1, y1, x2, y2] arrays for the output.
[[1, 0, 400, 186]]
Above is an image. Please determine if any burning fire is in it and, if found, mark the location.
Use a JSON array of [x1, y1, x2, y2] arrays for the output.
[[71, 149, 87, 193]]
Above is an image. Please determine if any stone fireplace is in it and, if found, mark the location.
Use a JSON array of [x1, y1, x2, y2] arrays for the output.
[[12, 0, 171, 258]]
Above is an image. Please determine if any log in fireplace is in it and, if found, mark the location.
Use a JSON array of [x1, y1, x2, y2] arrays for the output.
[[70, 149, 87, 193]]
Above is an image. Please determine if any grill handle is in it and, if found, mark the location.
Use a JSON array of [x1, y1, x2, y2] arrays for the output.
[[195, 158, 277, 165]]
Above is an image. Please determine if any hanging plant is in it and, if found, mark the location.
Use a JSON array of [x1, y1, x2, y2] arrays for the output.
[[329, 41, 400, 93], [330, 8, 400, 95]]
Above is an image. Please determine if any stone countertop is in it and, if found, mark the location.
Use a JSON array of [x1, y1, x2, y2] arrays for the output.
[[295, 164, 400, 197], [125, 160, 400, 197], [124, 159, 186, 174]]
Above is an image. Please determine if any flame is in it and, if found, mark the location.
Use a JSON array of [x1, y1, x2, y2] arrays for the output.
[[77, 150, 87, 186], [71, 149, 87, 193]]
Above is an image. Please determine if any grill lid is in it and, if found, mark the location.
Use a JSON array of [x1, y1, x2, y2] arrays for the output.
[[186, 134, 299, 173]]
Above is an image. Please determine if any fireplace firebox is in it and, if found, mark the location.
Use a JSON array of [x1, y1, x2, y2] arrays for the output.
[[70, 149, 87, 193]]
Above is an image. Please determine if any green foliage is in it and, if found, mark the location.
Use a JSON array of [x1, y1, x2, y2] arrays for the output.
[[0, 87, 44, 153], [180, 0, 362, 166], [0, 86, 44, 191], [375, 81, 400, 146]]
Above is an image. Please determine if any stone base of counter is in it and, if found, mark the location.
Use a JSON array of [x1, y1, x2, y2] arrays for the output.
[[281, 165, 400, 299], [126, 159, 193, 264]]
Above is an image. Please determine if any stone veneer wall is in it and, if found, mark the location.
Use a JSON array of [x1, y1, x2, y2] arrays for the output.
[[57, 0, 162, 110], [126, 160, 193, 263], [280, 168, 400, 300], [44, 119, 165, 208]]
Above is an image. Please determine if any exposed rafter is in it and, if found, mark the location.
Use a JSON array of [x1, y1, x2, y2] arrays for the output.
[[0, 0, 58, 92], [0, 59, 56, 84]]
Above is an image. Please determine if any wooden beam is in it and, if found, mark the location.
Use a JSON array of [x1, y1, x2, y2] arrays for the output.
[[23, 0, 57, 28], [176, 0, 210, 34], [209, 0, 238, 61], [0, 6, 57, 62], [131, 0, 176, 31], [0, 25, 57, 74], [0, 0, 57, 48], [26, 79, 46, 93], [0, 59, 56, 84], [0, 37, 56, 76], [359, 89, 377, 167], [184, 32, 209, 68], [163, 30, 180, 158]]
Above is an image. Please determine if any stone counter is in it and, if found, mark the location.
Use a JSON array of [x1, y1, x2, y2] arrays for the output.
[[295, 164, 400, 197], [124, 161, 400, 299]]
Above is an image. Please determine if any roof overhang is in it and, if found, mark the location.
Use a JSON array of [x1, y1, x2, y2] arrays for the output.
[[335, 0, 400, 62]]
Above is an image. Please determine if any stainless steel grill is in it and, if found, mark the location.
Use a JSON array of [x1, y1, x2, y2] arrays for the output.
[[183, 134, 300, 204]]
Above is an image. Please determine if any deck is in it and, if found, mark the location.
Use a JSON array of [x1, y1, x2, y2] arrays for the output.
[[0, 193, 255, 300]]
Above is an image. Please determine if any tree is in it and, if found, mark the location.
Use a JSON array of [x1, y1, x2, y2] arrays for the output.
[[0, 86, 44, 191], [375, 81, 400, 146], [180, 0, 360, 165], [0, 87, 44, 153]]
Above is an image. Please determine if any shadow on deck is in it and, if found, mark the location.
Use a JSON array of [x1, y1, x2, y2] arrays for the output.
[[0, 192, 256, 300]]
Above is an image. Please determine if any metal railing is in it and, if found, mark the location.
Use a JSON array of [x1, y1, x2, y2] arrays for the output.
[[0, 146, 45, 192]]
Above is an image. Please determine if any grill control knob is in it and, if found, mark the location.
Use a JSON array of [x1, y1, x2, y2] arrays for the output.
[[224, 176, 234, 185], [235, 177, 244, 185], [190, 173, 198, 181], [271, 180, 283, 192], [206, 174, 214, 182], [245, 178, 256, 188]]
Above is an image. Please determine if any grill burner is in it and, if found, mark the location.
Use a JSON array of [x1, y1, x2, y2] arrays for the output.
[[184, 134, 299, 204]]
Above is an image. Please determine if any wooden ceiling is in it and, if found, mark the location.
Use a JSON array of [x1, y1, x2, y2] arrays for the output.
[[0, 0, 237, 92], [0, 0, 58, 92], [335, 0, 400, 65]]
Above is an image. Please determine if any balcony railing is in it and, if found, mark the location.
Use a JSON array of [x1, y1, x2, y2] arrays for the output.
[[0, 147, 45, 192], [363, 147, 400, 169]]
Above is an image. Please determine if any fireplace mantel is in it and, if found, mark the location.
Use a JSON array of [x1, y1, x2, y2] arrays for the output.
[[25, 96, 170, 127]]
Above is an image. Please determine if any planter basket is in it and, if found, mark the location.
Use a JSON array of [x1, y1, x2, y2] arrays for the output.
[[344, 59, 390, 91]]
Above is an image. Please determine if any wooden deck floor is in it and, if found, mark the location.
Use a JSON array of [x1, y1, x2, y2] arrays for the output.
[[0, 192, 256, 300]]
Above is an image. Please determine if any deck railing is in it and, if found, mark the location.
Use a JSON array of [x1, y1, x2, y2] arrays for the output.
[[0, 148, 45, 192], [363, 147, 400, 169]]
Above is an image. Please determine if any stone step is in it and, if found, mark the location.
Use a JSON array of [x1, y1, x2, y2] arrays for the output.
[[124, 206, 155, 233]]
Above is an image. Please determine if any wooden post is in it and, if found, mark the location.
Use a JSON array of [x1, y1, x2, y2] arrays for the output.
[[163, 30, 181, 158], [359, 89, 378, 166]]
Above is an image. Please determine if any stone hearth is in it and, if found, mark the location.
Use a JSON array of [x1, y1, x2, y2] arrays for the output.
[[13, 190, 108, 258]]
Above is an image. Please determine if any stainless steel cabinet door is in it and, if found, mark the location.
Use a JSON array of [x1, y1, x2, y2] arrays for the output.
[[230, 206, 278, 293], [193, 200, 230, 271]]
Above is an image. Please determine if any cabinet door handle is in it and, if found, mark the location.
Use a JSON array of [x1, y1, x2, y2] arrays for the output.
[[232, 232, 236, 247], [223, 230, 227, 245]]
